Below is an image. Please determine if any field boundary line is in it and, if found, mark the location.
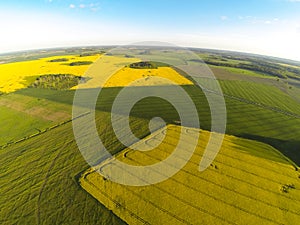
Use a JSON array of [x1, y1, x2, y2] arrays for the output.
[[0, 111, 91, 150]]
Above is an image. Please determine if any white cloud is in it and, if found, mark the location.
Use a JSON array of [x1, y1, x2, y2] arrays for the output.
[[89, 3, 100, 12], [220, 16, 228, 21], [68, 2, 100, 11], [240, 16, 281, 25], [90, 7, 100, 12]]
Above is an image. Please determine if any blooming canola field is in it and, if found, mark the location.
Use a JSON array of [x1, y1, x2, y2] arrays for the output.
[[80, 125, 300, 225], [0, 54, 100, 93]]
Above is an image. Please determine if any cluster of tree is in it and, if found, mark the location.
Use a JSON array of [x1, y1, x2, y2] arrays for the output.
[[48, 58, 69, 62], [69, 61, 93, 66], [29, 74, 88, 90], [203, 58, 300, 79], [129, 61, 155, 69], [79, 51, 104, 57], [128, 61, 170, 69]]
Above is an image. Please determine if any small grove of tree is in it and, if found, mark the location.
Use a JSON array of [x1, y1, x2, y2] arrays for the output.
[[29, 74, 88, 90], [128, 61, 170, 69], [129, 61, 154, 69], [69, 61, 93, 66], [79, 51, 104, 57], [48, 58, 69, 62]]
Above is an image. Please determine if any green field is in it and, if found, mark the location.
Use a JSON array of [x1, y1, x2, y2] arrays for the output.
[[218, 79, 300, 115], [0, 110, 151, 225], [0, 91, 73, 146], [7, 80, 300, 164], [0, 106, 51, 146], [211, 65, 275, 78]]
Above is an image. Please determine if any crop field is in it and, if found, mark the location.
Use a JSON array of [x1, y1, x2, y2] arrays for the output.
[[0, 54, 100, 93], [103, 67, 193, 87], [13, 82, 300, 164], [69, 55, 192, 90], [211, 65, 274, 78], [0, 106, 50, 146], [208, 66, 283, 86], [0, 90, 73, 146], [287, 83, 300, 103], [0, 110, 151, 225], [0, 92, 71, 121], [93, 85, 300, 165], [80, 125, 300, 225], [218, 79, 300, 115]]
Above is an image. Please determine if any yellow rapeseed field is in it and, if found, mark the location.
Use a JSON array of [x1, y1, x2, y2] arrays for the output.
[[80, 125, 300, 225], [0, 54, 100, 93], [103, 67, 193, 87], [72, 55, 193, 90]]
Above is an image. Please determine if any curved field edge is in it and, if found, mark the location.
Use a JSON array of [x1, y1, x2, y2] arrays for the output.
[[80, 125, 300, 225]]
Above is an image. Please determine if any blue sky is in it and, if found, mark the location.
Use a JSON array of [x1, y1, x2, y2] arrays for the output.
[[1, 0, 300, 60]]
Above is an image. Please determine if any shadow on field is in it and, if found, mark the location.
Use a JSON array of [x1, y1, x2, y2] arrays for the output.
[[240, 134, 300, 168], [15, 86, 209, 127], [15, 88, 76, 105], [15, 87, 299, 168]]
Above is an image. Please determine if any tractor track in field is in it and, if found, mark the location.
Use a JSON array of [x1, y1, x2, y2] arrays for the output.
[[202, 87, 300, 119], [93, 127, 299, 225], [0, 111, 90, 225], [123, 154, 287, 225], [82, 171, 151, 225], [36, 144, 64, 225], [0, 111, 90, 150], [135, 139, 300, 216], [35, 139, 77, 225], [1, 86, 299, 153]]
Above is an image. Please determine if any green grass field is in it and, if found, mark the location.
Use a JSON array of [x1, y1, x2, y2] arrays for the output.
[[0, 106, 51, 146], [0, 110, 152, 225], [218, 79, 300, 115], [211, 65, 274, 78], [12, 82, 300, 164], [0, 91, 73, 146]]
